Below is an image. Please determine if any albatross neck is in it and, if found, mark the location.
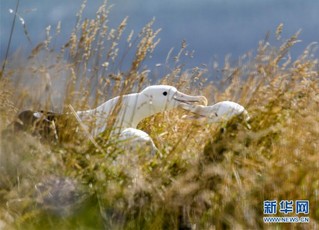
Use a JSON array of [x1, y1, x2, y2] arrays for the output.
[[77, 92, 160, 135]]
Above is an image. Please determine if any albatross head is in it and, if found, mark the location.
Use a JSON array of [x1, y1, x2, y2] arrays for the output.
[[140, 85, 207, 112]]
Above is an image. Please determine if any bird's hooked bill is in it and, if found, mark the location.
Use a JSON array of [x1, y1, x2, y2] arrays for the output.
[[180, 104, 212, 122], [173, 91, 207, 107], [178, 103, 205, 114]]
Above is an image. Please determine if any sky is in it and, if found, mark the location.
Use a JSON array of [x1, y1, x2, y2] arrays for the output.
[[1, 0, 318, 68]]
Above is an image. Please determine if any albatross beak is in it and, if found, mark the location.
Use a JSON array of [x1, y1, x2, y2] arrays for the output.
[[173, 91, 208, 107]]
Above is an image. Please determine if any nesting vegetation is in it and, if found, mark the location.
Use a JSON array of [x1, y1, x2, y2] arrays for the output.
[[0, 1, 318, 229]]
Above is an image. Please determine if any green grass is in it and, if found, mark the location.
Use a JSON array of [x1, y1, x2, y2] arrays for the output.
[[1, 1, 319, 229]]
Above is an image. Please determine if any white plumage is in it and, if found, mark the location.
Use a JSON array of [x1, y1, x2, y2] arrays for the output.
[[118, 128, 159, 156], [77, 85, 207, 137], [76, 85, 207, 155]]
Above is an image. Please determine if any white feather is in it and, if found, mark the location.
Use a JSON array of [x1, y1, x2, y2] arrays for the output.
[[118, 128, 159, 156], [75, 85, 207, 155], [76, 85, 207, 136]]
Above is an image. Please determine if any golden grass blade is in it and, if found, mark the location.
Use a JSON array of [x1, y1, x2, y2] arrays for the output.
[[68, 104, 106, 155]]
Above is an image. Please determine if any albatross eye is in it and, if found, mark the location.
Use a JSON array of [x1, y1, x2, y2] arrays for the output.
[[163, 91, 168, 96]]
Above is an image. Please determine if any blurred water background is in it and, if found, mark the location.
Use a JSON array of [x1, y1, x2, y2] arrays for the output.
[[1, 0, 318, 69]]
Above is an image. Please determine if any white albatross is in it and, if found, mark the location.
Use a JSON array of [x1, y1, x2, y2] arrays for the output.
[[76, 85, 207, 155], [118, 128, 159, 156], [77, 85, 208, 136], [181, 101, 250, 124]]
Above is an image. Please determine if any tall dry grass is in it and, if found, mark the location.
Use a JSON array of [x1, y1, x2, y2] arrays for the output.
[[0, 1, 318, 229]]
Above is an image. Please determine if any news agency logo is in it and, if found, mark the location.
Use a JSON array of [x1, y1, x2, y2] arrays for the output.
[[263, 200, 310, 223]]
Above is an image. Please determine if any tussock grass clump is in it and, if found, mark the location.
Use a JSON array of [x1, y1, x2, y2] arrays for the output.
[[0, 1, 319, 229]]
